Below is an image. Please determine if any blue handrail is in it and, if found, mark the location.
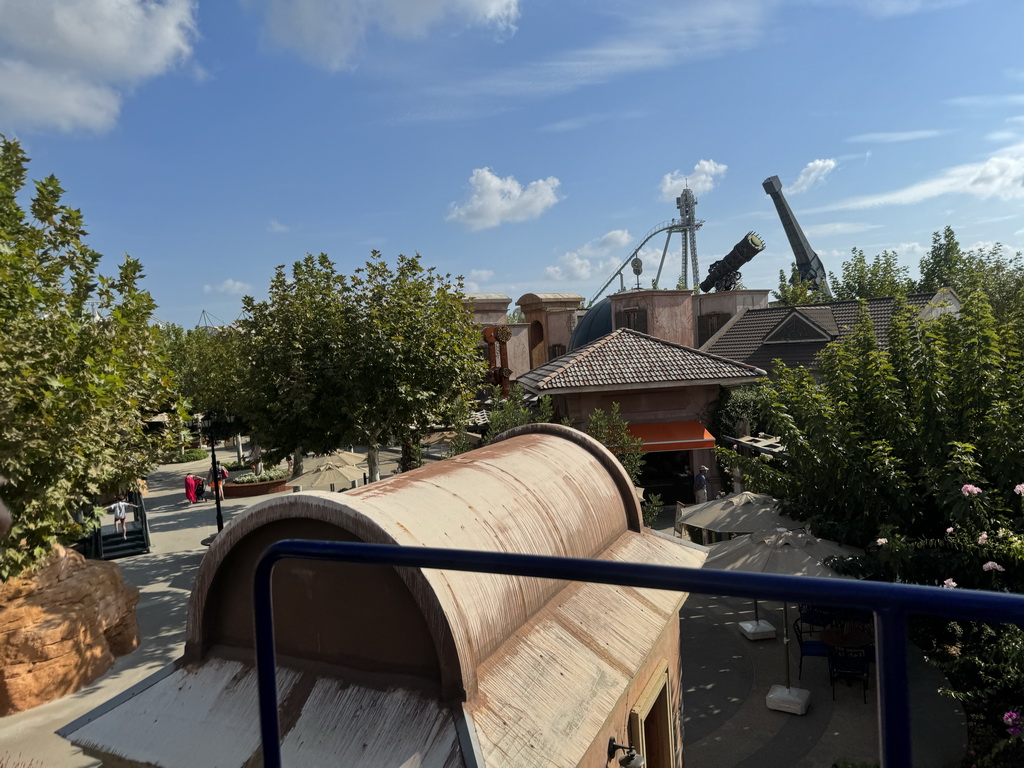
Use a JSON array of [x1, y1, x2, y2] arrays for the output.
[[253, 540, 1024, 768]]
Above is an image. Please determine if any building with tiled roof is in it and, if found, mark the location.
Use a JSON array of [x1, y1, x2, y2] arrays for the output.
[[703, 290, 958, 373], [517, 329, 765, 502]]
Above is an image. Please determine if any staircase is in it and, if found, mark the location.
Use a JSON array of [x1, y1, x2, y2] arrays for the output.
[[99, 525, 149, 560]]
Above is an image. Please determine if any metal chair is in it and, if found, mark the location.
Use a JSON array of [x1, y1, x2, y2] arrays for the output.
[[828, 645, 870, 703], [792, 618, 829, 679]]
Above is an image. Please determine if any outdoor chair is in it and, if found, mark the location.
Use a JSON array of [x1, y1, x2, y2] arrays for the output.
[[828, 646, 870, 703], [793, 618, 829, 679], [797, 604, 835, 631]]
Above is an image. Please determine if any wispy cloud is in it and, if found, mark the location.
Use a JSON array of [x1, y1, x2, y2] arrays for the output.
[[255, 0, 519, 71], [546, 230, 632, 282], [790, 159, 838, 194], [421, 0, 769, 115], [986, 130, 1020, 143], [846, 130, 942, 143], [268, 219, 289, 233], [659, 160, 727, 201], [446, 168, 560, 230], [804, 222, 883, 238], [0, 0, 196, 132], [204, 279, 253, 295], [946, 94, 1024, 108], [539, 110, 644, 132], [822, 142, 1024, 210], [469, 269, 494, 282]]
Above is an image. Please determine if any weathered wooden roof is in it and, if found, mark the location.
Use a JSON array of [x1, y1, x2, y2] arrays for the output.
[[64, 424, 707, 768]]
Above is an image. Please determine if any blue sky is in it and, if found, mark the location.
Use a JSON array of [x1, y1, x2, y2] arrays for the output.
[[3, 0, 1024, 327]]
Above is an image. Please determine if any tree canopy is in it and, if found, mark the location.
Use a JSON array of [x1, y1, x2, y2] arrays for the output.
[[716, 289, 1024, 763], [237, 251, 484, 481], [0, 137, 181, 578]]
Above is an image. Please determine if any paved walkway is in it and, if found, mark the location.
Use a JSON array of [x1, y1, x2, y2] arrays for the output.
[[1, 468, 965, 766]]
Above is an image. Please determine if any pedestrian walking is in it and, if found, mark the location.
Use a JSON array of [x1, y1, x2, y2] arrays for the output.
[[209, 462, 227, 501], [695, 465, 709, 504], [184, 472, 199, 504], [106, 496, 138, 539]]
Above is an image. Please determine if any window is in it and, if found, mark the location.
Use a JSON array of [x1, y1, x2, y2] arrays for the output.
[[628, 661, 673, 768], [615, 307, 648, 333]]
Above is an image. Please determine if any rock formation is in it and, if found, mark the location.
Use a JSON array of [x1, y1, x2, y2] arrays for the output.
[[0, 545, 140, 715]]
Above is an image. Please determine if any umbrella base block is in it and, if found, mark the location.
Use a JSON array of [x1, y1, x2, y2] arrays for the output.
[[766, 684, 810, 715], [739, 619, 777, 640]]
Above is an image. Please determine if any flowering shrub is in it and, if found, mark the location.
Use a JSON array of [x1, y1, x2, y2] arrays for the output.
[[942, 578, 957, 589], [1005, 711, 1022, 737], [962, 484, 983, 496], [231, 467, 288, 485], [982, 561, 1005, 572]]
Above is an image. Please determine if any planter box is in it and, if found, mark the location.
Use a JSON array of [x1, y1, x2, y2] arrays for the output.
[[223, 478, 290, 499]]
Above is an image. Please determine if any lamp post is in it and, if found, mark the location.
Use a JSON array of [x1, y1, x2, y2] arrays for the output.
[[201, 414, 226, 533]]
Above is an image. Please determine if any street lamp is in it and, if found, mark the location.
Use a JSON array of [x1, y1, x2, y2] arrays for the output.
[[201, 413, 233, 533]]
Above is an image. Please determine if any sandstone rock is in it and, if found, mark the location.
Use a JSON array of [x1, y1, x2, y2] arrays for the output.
[[0, 545, 140, 715]]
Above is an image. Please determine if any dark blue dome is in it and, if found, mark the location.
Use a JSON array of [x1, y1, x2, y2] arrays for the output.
[[569, 296, 613, 351]]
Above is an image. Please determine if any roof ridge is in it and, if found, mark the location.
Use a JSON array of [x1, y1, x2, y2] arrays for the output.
[[619, 327, 766, 374], [533, 328, 623, 388]]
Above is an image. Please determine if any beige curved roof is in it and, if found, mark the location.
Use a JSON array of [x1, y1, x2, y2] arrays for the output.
[[70, 424, 707, 768], [186, 425, 642, 698]]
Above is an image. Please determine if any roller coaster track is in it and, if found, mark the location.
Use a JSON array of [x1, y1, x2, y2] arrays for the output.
[[589, 219, 687, 305]]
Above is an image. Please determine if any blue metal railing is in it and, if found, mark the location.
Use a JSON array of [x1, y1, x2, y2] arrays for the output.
[[253, 540, 1024, 768]]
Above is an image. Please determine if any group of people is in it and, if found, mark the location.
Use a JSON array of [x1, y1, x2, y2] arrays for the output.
[[184, 463, 227, 505]]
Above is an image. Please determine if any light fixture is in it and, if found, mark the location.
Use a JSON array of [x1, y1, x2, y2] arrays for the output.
[[608, 739, 646, 768]]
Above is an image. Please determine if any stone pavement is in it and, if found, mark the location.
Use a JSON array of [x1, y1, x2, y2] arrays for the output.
[[0, 468, 965, 767]]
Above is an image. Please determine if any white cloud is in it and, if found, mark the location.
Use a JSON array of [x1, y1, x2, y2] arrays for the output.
[[832, 0, 969, 17], [255, 0, 519, 71], [946, 94, 1024, 108], [446, 167, 560, 230], [804, 222, 882, 238], [790, 159, 838, 194], [268, 219, 290, 233], [986, 130, 1019, 143], [422, 1, 769, 113], [545, 229, 632, 281], [204, 279, 253, 295], [469, 269, 494, 282], [825, 142, 1024, 210], [846, 130, 942, 143], [659, 159, 727, 201], [0, 0, 197, 132]]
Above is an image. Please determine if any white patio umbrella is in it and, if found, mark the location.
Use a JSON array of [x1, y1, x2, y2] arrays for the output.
[[293, 461, 364, 491], [703, 528, 862, 713], [676, 492, 800, 534]]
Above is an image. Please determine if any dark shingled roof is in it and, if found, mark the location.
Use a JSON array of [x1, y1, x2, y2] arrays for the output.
[[704, 294, 941, 371], [517, 328, 765, 393]]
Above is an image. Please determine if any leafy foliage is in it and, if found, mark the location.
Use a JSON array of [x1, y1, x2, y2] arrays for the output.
[[167, 448, 209, 463], [773, 264, 831, 306], [716, 286, 1024, 763], [641, 492, 664, 527], [231, 467, 288, 484], [584, 403, 646, 485], [0, 136, 182, 578], [829, 248, 915, 300], [238, 251, 484, 481], [485, 384, 553, 442]]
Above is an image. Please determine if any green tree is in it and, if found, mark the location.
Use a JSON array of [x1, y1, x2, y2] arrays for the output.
[[773, 264, 830, 306], [918, 225, 966, 295], [584, 403, 646, 485], [485, 384, 553, 442], [829, 248, 914, 300], [240, 251, 484, 482], [0, 137, 181, 578], [715, 290, 1024, 761]]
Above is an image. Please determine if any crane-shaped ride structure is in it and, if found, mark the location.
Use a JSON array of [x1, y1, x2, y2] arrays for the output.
[[762, 175, 832, 297], [589, 188, 704, 305]]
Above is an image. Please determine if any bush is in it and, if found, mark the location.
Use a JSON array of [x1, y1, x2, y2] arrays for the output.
[[223, 460, 250, 471], [166, 448, 208, 463], [231, 467, 288, 485], [642, 492, 664, 527]]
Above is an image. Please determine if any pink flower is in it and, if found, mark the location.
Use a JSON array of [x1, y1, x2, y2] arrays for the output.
[[961, 484, 982, 496], [876, 537, 888, 545], [943, 578, 957, 589], [946, 527, 954, 534], [978, 532, 988, 544], [982, 561, 1005, 572], [1015, 483, 1024, 496]]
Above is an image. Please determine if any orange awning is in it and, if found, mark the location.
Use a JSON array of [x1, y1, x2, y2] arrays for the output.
[[627, 421, 715, 452]]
